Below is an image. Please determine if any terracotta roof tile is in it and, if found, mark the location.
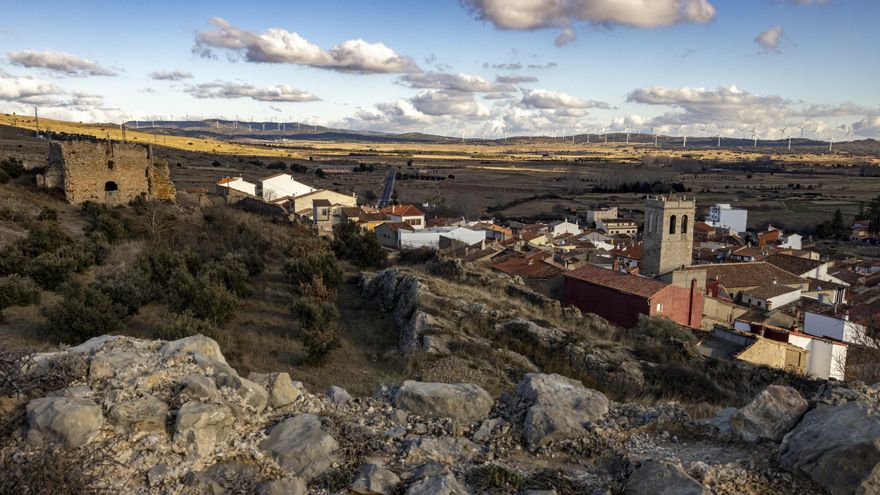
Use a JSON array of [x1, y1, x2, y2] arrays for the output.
[[564, 264, 668, 299], [766, 253, 826, 276]]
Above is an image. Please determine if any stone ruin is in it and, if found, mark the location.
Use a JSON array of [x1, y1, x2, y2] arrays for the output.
[[37, 141, 176, 205]]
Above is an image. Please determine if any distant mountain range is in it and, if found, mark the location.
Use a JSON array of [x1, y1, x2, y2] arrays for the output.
[[122, 119, 880, 153]]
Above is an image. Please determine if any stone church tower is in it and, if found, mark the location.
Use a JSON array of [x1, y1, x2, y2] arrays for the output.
[[642, 195, 695, 278]]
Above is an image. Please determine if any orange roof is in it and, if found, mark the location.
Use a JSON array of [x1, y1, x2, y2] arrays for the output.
[[381, 204, 424, 217], [565, 264, 669, 299], [611, 244, 643, 260], [378, 221, 414, 232], [491, 255, 563, 280], [215, 176, 239, 186], [694, 222, 714, 233]]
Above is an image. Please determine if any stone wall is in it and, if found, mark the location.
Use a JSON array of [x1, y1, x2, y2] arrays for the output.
[[39, 141, 176, 205]]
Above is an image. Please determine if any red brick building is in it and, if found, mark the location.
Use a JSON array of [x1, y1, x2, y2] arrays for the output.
[[562, 265, 703, 328]]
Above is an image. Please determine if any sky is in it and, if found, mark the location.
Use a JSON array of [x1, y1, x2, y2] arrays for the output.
[[1, 0, 878, 140]]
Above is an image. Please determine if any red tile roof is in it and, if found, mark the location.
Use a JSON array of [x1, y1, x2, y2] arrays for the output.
[[381, 204, 424, 217], [564, 264, 668, 299], [491, 256, 563, 280], [611, 244, 643, 260]]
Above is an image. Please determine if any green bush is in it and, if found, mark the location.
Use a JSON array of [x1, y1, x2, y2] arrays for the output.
[[23, 240, 101, 290], [36, 208, 58, 221], [331, 221, 385, 269], [91, 270, 150, 317], [0, 168, 9, 184], [466, 465, 524, 494], [42, 283, 124, 344], [284, 252, 342, 290], [291, 297, 340, 364], [81, 202, 128, 243], [0, 157, 25, 178], [156, 311, 219, 341], [200, 254, 251, 297], [630, 315, 698, 362], [0, 275, 41, 310], [186, 279, 240, 325]]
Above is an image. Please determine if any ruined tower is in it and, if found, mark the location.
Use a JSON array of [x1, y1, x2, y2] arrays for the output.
[[38, 141, 176, 205], [642, 195, 695, 278]]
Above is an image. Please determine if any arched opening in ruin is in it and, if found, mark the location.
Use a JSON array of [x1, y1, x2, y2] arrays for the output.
[[682, 215, 689, 234], [669, 215, 677, 235], [104, 181, 119, 192]]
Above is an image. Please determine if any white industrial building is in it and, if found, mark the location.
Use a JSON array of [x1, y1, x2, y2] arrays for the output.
[[706, 204, 748, 233]]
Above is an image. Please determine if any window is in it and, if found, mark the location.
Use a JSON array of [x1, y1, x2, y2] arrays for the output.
[[656, 303, 664, 313], [682, 215, 689, 234], [104, 181, 118, 192], [669, 215, 677, 234]]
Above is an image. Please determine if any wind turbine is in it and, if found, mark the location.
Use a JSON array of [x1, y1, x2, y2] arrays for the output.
[[651, 126, 658, 147], [799, 125, 809, 138], [625, 126, 630, 146], [751, 128, 758, 147], [680, 126, 687, 148], [717, 133, 722, 148], [603, 128, 608, 144], [828, 136, 835, 152]]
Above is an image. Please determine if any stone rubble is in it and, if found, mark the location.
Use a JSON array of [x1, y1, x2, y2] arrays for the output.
[[2, 333, 869, 494]]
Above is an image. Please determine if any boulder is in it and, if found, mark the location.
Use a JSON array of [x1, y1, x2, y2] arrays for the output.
[[327, 385, 353, 405], [174, 401, 235, 459], [625, 460, 710, 495], [88, 351, 143, 381], [179, 375, 220, 402], [472, 418, 507, 443], [405, 462, 471, 495], [350, 462, 401, 494], [109, 395, 169, 435], [704, 407, 737, 436], [403, 437, 485, 465], [160, 335, 228, 365], [394, 381, 493, 423], [730, 385, 808, 442], [68, 335, 120, 355], [258, 413, 340, 481], [779, 401, 880, 494], [255, 478, 307, 495], [249, 372, 301, 408], [26, 396, 104, 448], [216, 373, 268, 412], [46, 385, 92, 398], [515, 373, 609, 449]]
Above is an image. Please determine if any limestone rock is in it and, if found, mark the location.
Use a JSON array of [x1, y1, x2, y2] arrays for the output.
[[405, 462, 471, 494], [174, 401, 235, 459], [216, 373, 268, 412], [731, 385, 808, 442], [256, 478, 307, 495], [89, 351, 143, 381], [403, 437, 484, 465], [350, 462, 401, 494], [160, 335, 228, 365], [778, 401, 880, 494], [258, 413, 340, 480], [704, 407, 736, 436], [516, 373, 609, 449], [109, 395, 169, 435], [625, 460, 710, 495], [26, 396, 104, 448], [394, 381, 493, 423], [68, 335, 120, 356], [328, 385, 353, 405], [46, 385, 92, 398], [179, 375, 220, 402], [472, 418, 507, 443], [249, 372, 301, 408]]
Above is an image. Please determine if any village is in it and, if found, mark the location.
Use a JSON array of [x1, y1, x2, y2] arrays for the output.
[[213, 163, 880, 384]]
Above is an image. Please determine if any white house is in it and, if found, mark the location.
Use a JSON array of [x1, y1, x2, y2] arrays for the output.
[[381, 204, 426, 230], [586, 207, 618, 224], [804, 311, 869, 346], [779, 233, 803, 250], [439, 227, 486, 248], [787, 332, 847, 380], [740, 285, 802, 310], [706, 204, 748, 233], [550, 220, 581, 237], [259, 173, 317, 201], [216, 176, 257, 196], [400, 227, 454, 249]]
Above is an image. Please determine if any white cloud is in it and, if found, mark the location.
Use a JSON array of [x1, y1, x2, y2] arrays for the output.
[[184, 81, 320, 102], [0, 72, 63, 102], [149, 70, 194, 81], [521, 88, 609, 109], [462, 0, 717, 44], [398, 72, 511, 93], [755, 25, 784, 53], [852, 112, 880, 137], [410, 90, 489, 116], [495, 75, 538, 84], [0, 72, 121, 122], [7, 50, 119, 77], [193, 17, 419, 74]]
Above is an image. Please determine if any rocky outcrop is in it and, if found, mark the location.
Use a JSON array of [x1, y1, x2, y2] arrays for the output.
[[1, 334, 834, 494], [516, 373, 609, 449], [778, 400, 880, 494], [730, 385, 807, 442], [394, 381, 493, 423], [626, 460, 710, 495], [26, 396, 104, 448], [361, 269, 429, 352], [258, 414, 340, 481]]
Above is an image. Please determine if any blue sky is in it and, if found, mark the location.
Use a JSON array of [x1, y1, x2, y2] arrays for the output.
[[1, 0, 878, 139]]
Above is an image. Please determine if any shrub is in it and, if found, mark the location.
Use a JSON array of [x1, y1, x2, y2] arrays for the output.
[[81, 202, 128, 243], [42, 283, 124, 344], [0, 168, 9, 184], [466, 465, 524, 494], [331, 221, 385, 269], [1, 157, 26, 179], [291, 298, 339, 364], [284, 252, 342, 291], [0, 275, 40, 310], [36, 208, 58, 221], [629, 315, 698, 363], [156, 311, 219, 341], [200, 255, 251, 297], [23, 239, 101, 290], [91, 269, 150, 317], [186, 279, 240, 326]]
